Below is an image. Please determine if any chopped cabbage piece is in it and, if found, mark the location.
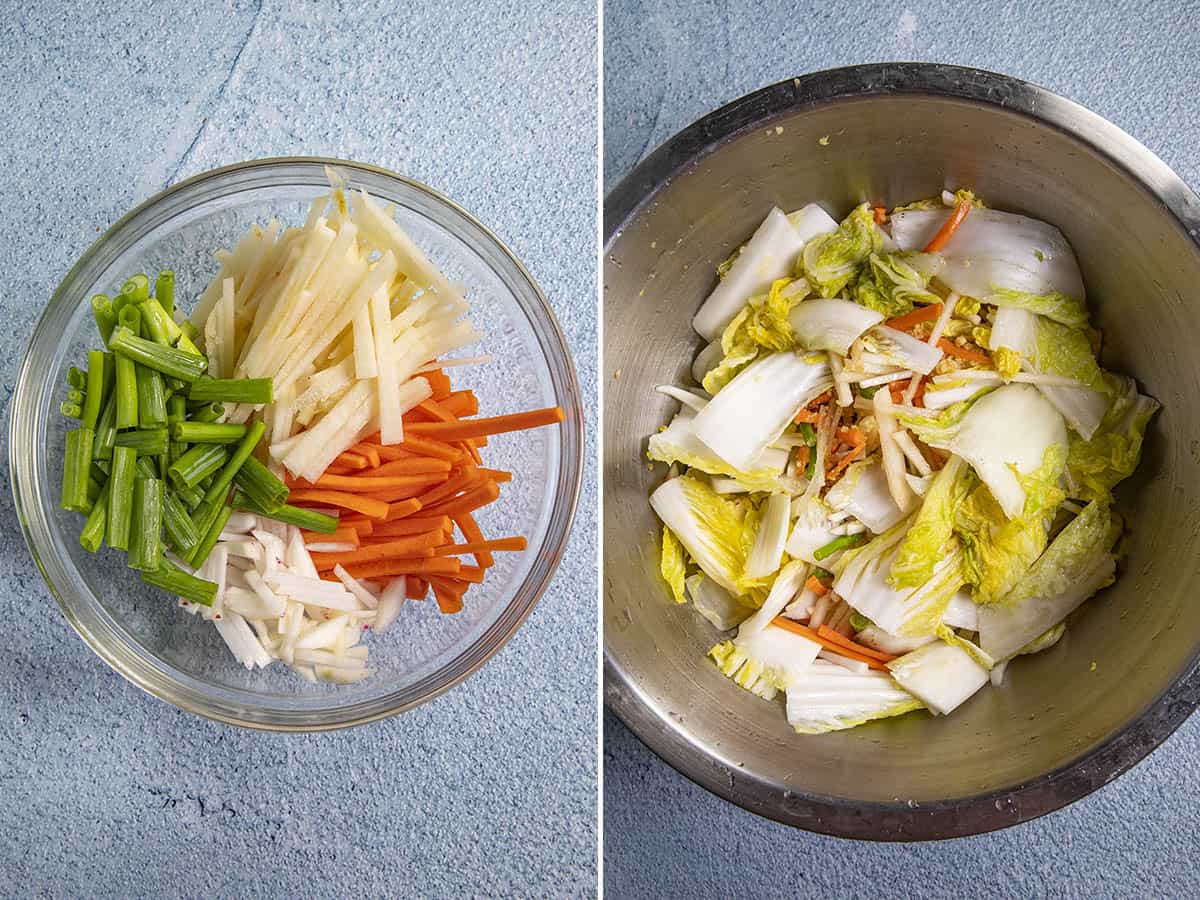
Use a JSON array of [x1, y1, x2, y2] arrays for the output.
[[660, 526, 688, 604], [709, 623, 822, 701], [1066, 373, 1160, 502], [825, 458, 907, 533], [686, 573, 753, 631], [851, 252, 943, 318], [785, 660, 923, 733], [788, 298, 883, 355], [887, 639, 990, 715], [802, 203, 883, 297], [889, 455, 974, 589]]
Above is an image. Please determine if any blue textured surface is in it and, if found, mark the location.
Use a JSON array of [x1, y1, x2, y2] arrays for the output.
[[603, 0, 1200, 896], [0, 2, 596, 896]]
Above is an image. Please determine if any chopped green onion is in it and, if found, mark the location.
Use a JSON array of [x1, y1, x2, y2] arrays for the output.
[[128, 477, 163, 571], [60, 401, 83, 419], [166, 394, 188, 423], [179, 319, 199, 342], [796, 423, 817, 445], [81, 350, 108, 431], [114, 351, 139, 430], [60, 427, 94, 512], [858, 384, 881, 399], [92, 295, 117, 345], [176, 484, 204, 509], [134, 456, 159, 480], [106, 446, 137, 551], [188, 401, 225, 423], [804, 450, 816, 480], [140, 559, 217, 607], [121, 274, 150, 303], [167, 444, 228, 491], [92, 393, 117, 460], [848, 611, 872, 632], [114, 428, 169, 456], [86, 474, 102, 504], [174, 331, 204, 359], [65, 389, 86, 409], [136, 366, 168, 427], [162, 491, 200, 555], [67, 367, 87, 391], [79, 479, 111, 552], [201, 421, 265, 508], [188, 503, 232, 568], [139, 296, 182, 345], [232, 491, 338, 533], [155, 270, 175, 317], [187, 377, 274, 405], [109, 326, 208, 382], [813, 533, 866, 561], [812, 567, 834, 581], [171, 421, 247, 444], [232, 454, 288, 512]]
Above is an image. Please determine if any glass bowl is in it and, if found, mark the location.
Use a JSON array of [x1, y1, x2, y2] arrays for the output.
[[11, 157, 583, 731]]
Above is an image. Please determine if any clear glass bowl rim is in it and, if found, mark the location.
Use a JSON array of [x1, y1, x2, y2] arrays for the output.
[[10, 156, 584, 731]]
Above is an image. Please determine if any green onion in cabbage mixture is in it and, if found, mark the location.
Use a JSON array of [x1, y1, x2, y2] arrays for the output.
[[648, 190, 1159, 733]]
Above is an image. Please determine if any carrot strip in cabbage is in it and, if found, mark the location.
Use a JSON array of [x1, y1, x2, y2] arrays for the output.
[[922, 199, 972, 252], [936, 339, 992, 366], [815, 625, 899, 662], [884, 303, 943, 332], [770, 618, 889, 670]]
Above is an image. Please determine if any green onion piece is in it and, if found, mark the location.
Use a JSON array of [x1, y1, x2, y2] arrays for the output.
[[179, 319, 199, 342], [140, 559, 217, 607], [60, 401, 83, 419], [848, 611, 872, 632], [67, 367, 87, 391], [796, 423, 817, 445], [813, 533, 866, 561], [231, 454, 288, 512], [858, 384, 881, 399], [812, 567, 834, 581], [135, 456, 160, 480], [81, 350, 108, 431], [114, 352, 139, 429], [65, 389, 86, 409], [114, 428, 169, 456], [128, 477, 163, 571], [79, 479, 112, 552], [121, 274, 150, 303], [189, 503, 232, 568], [171, 421, 247, 444], [155, 270, 175, 317], [202, 421, 266, 509], [175, 332, 204, 359], [90, 460, 110, 480], [92, 393, 117, 460], [117, 302, 142, 335], [61, 427, 94, 512], [139, 296, 182, 345], [165, 376, 186, 393], [168, 444, 228, 491], [162, 491, 200, 555], [106, 446, 137, 551], [187, 377, 274, 405], [86, 474, 102, 504], [109, 326, 208, 382], [166, 394, 187, 423], [136, 366, 168, 428], [92, 295, 117, 345], [188, 401, 225, 423], [176, 484, 204, 509], [231, 491, 338, 533]]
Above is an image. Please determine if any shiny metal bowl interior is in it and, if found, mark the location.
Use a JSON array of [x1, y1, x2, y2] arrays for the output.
[[603, 64, 1200, 839], [12, 157, 583, 731]]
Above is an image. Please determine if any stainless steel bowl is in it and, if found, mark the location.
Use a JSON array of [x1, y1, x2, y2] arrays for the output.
[[603, 63, 1200, 839]]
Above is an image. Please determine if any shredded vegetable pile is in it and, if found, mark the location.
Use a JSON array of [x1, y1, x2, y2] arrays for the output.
[[649, 190, 1159, 732], [60, 171, 562, 684]]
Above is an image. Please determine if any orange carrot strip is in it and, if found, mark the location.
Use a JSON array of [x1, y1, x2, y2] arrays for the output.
[[354, 482, 447, 503], [350, 442, 381, 469], [477, 467, 513, 483], [421, 480, 500, 517], [302, 526, 360, 548], [433, 536, 527, 556], [440, 391, 479, 418], [373, 444, 417, 461], [404, 407, 564, 442], [827, 444, 865, 480], [371, 515, 453, 537], [793, 409, 820, 425], [816, 625, 898, 663], [406, 577, 429, 599], [421, 369, 453, 400], [310, 533, 443, 568], [416, 398, 458, 423], [805, 575, 830, 597], [338, 557, 462, 580], [884, 302, 943, 332], [456, 565, 486, 584], [311, 467, 451, 491], [385, 498, 423, 521], [334, 452, 370, 470], [923, 199, 972, 253], [873, 206, 886, 225], [462, 440, 484, 465], [432, 583, 464, 614], [454, 512, 494, 568], [770, 618, 888, 670], [394, 434, 467, 463], [411, 467, 482, 509], [337, 518, 374, 537], [286, 490, 391, 520], [937, 339, 992, 366]]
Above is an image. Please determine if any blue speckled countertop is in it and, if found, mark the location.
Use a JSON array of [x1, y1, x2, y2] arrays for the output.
[[0, 2, 596, 896], [604, 0, 1200, 896]]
